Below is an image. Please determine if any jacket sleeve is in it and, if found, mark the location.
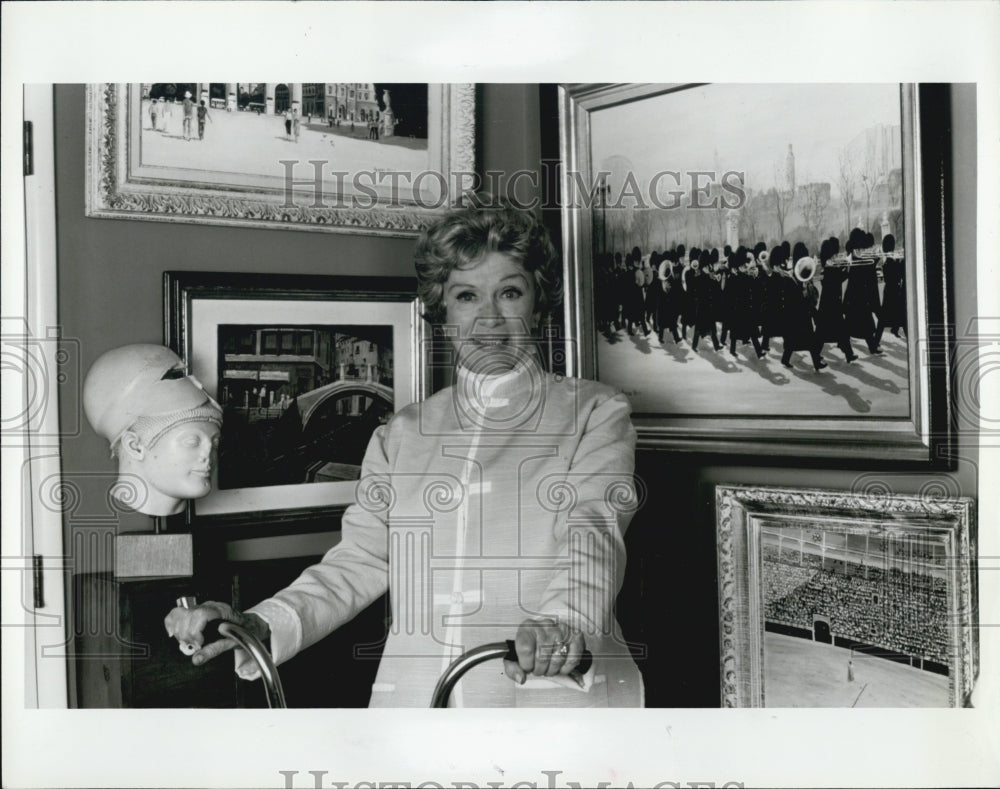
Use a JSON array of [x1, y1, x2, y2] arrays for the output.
[[235, 423, 394, 680], [535, 388, 637, 638]]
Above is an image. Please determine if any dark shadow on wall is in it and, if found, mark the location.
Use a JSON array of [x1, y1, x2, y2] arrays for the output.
[[618, 455, 721, 707]]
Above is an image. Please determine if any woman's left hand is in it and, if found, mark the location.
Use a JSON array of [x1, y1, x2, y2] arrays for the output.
[[503, 617, 585, 684]]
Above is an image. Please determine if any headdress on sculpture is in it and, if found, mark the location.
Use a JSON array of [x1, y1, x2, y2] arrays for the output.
[[84, 344, 222, 451]]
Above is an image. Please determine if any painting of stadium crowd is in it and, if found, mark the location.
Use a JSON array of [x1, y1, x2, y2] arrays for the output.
[[761, 524, 950, 707], [715, 485, 975, 709], [589, 84, 908, 417]]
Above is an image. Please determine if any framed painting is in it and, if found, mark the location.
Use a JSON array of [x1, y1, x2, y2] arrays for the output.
[[558, 83, 953, 461], [715, 484, 977, 708], [164, 271, 429, 527], [87, 82, 476, 237]]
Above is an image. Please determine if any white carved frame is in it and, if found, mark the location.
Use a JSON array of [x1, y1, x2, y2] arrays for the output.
[[715, 484, 977, 708], [85, 83, 476, 237]]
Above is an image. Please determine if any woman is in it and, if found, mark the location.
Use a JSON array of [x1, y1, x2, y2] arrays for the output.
[[164, 204, 644, 708]]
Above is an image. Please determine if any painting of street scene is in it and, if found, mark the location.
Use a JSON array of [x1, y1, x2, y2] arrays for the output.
[[590, 84, 909, 418], [215, 324, 394, 489], [139, 82, 430, 201]]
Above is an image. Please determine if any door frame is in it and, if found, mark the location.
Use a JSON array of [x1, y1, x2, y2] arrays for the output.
[[2, 84, 69, 708]]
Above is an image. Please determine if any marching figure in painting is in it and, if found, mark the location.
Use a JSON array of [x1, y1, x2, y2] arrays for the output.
[[842, 228, 885, 356], [875, 233, 906, 344]]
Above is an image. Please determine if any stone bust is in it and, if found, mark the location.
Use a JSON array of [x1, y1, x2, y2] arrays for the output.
[[83, 344, 223, 516]]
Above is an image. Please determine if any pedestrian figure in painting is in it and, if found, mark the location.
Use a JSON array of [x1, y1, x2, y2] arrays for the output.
[[292, 108, 301, 143], [284, 108, 293, 140], [182, 91, 195, 140], [197, 100, 212, 141], [148, 97, 159, 131], [847, 659, 855, 682], [159, 97, 171, 133]]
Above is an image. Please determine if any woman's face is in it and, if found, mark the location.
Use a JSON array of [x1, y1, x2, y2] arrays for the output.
[[443, 251, 538, 373]]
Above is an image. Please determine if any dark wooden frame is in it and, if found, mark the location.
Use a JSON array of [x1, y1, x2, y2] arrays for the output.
[[558, 83, 955, 463], [164, 270, 427, 530]]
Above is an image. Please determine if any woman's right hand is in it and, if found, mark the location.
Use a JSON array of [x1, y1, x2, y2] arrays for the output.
[[163, 601, 270, 667]]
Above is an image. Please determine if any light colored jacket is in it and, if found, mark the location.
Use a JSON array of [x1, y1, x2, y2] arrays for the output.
[[239, 359, 644, 707]]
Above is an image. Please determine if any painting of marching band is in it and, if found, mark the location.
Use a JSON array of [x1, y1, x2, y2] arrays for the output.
[[590, 84, 908, 418]]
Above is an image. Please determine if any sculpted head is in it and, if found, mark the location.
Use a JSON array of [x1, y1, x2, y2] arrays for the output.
[[83, 344, 223, 516]]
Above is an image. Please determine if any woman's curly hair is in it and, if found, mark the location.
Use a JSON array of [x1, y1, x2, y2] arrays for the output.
[[414, 202, 563, 325]]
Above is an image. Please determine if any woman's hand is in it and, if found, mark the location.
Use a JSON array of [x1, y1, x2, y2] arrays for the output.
[[163, 601, 270, 667], [503, 617, 585, 684]]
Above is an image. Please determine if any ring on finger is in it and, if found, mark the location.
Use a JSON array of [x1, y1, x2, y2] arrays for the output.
[[557, 643, 569, 656]]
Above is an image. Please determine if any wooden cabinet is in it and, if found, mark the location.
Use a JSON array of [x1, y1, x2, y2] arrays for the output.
[[231, 556, 387, 709], [72, 559, 388, 708], [72, 573, 236, 708]]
